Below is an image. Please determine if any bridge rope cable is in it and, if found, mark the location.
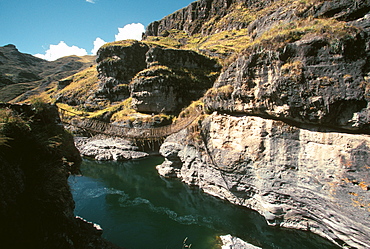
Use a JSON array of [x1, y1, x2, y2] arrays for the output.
[[58, 106, 202, 139]]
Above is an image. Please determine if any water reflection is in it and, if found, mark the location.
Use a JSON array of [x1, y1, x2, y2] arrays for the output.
[[69, 157, 339, 249]]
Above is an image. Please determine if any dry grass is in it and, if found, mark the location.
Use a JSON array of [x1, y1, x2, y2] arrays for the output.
[[100, 39, 139, 49], [281, 60, 304, 82], [57, 66, 99, 103], [205, 85, 234, 99], [143, 0, 357, 68]]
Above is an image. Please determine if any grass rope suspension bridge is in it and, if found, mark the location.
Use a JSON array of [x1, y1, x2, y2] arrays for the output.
[[59, 105, 243, 202], [58, 106, 202, 140]]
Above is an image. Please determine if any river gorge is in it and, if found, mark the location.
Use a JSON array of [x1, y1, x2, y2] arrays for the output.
[[69, 156, 340, 249]]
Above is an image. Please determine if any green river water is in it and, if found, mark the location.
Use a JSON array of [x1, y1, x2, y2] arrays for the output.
[[68, 156, 340, 249]]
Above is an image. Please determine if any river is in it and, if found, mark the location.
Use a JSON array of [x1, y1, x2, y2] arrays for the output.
[[68, 156, 340, 249]]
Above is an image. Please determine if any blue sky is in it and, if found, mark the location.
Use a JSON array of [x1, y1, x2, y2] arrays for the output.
[[0, 0, 194, 60]]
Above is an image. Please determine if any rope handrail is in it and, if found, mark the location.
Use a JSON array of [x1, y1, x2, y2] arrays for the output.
[[58, 106, 201, 140]]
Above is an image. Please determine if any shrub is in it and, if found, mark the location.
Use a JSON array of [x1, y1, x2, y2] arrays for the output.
[[0, 134, 11, 147], [205, 85, 234, 99]]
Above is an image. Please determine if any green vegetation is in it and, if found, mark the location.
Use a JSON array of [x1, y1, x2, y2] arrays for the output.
[[251, 18, 356, 50], [110, 98, 136, 122], [20, 66, 100, 116], [179, 99, 205, 119], [0, 134, 11, 147], [0, 101, 79, 162], [0, 107, 30, 143], [200, 2, 257, 33], [145, 28, 252, 60], [145, 30, 189, 49], [133, 65, 174, 79], [87, 102, 123, 120]]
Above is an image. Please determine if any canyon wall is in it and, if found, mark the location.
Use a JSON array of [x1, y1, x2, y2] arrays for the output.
[[158, 114, 370, 248], [152, 1, 370, 248]]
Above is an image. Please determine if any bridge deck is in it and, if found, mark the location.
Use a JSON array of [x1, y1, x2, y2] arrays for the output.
[[58, 107, 200, 140]]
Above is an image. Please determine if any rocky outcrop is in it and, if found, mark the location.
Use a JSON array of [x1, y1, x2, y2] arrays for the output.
[[96, 41, 149, 101], [144, 0, 249, 37], [220, 234, 262, 249], [0, 103, 119, 248], [145, 0, 370, 38], [204, 31, 370, 133], [158, 113, 370, 248], [75, 136, 149, 161], [130, 65, 218, 114], [96, 41, 220, 114]]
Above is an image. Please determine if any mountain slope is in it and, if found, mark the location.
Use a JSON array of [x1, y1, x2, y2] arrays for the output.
[[0, 44, 95, 102]]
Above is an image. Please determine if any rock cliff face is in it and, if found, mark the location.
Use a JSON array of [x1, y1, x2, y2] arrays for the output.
[[145, 0, 370, 38], [204, 30, 370, 133], [96, 41, 220, 114], [151, 0, 370, 248], [145, 0, 249, 37], [158, 114, 370, 248], [0, 103, 118, 248]]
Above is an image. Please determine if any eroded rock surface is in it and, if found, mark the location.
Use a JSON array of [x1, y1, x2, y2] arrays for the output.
[[75, 136, 149, 161], [204, 32, 370, 133], [220, 234, 262, 249], [158, 113, 370, 248], [96, 41, 220, 114]]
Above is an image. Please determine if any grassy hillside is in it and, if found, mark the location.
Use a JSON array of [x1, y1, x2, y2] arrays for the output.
[[144, 0, 359, 65], [0, 44, 95, 103]]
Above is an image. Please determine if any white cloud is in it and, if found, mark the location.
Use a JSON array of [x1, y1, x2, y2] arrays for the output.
[[115, 23, 145, 41], [86, 0, 95, 3], [34, 22, 146, 60], [91, 37, 107, 55], [34, 41, 88, 61]]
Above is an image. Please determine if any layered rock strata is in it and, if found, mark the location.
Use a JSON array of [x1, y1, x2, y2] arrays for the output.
[[145, 0, 370, 38], [204, 31, 370, 133], [158, 113, 370, 248], [220, 234, 262, 249]]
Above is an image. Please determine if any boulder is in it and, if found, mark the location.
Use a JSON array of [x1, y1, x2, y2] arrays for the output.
[[220, 235, 262, 249], [75, 136, 149, 161]]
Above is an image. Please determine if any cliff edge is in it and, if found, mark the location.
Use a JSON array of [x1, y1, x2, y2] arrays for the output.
[[0, 102, 119, 248]]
